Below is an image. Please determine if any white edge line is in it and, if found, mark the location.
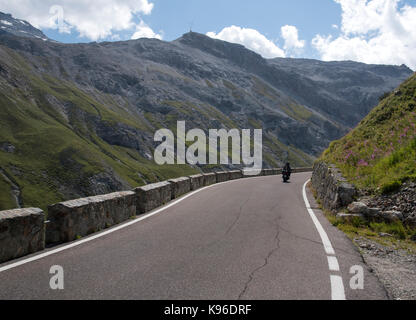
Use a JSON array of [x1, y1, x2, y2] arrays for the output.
[[302, 179, 346, 301], [327, 256, 340, 272], [0, 179, 247, 273], [330, 275, 346, 300], [0, 174, 311, 274], [302, 180, 335, 256]]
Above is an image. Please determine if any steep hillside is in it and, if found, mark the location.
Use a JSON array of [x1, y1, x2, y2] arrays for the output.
[[322, 73, 416, 193], [0, 12, 412, 210]]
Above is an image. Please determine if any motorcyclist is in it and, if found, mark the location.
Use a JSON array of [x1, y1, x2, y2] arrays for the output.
[[282, 162, 292, 178]]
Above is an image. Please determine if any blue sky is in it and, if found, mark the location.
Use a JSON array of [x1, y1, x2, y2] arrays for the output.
[[148, 0, 340, 42], [1, 0, 415, 68], [149, 0, 341, 59], [44, 0, 342, 59]]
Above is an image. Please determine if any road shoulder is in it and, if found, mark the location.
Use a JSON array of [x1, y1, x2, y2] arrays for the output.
[[305, 182, 390, 300]]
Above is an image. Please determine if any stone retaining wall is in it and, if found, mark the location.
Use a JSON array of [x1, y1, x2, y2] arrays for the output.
[[229, 170, 243, 180], [169, 177, 191, 199], [135, 181, 172, 214], [189, 174, 205, 191], [1, 167, 313, 262], [0, 208, 45, 263], [203, 173, 217, 186], [311, 161, 356, 212], [262, 169, 275, 176], [215, 171, 230, 183], [46, 191, 136, 244]]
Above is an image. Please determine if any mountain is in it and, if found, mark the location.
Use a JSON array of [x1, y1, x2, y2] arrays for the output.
[[321, 73, 416, 193], [0, 12, 49, 41], [0, 12, 413, 210], [269, 58, 412, 126]]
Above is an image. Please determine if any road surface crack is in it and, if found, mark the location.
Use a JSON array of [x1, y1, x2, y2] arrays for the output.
[[238, 221, 281, 300], [225, 195, 251, 236]]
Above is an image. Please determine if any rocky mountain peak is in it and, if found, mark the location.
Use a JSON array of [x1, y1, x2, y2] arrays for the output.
[[0, 11, 50, 41], [175, 31, 264, 67]]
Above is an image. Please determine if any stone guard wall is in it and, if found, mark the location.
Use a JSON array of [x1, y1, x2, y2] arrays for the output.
[[1, 167, 312, 262], [135, 181, 172, 214], [0, 208, 45, 263], [46, 191, 136, 244]]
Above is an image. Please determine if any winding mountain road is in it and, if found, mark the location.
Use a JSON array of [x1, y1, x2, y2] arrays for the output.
[[0, 173, 388, 300]]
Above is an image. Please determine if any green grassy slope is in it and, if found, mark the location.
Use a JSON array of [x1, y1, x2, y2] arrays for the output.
[[0, 45, 315, 211], [322, 73, 416, 193], [0, 46, 198, 211]]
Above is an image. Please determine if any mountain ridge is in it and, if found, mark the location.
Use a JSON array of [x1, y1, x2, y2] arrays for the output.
[[0, 12, 413, 210], [0, 12, 50, 41]]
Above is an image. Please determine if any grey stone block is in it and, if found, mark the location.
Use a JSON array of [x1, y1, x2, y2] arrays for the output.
[[348, 202, 369, 214], [135, 181, 172, 214], [262, 169, 274, 176], [272, 168, 282, 175], [229, 170, 243, 180], [215, 171, 230, 183], [203, 173, 216, 186], [189, 174, 205, 191], [46, 191, 136, 244], [169, 177, 191, 199], [0, 208, 45, 263]]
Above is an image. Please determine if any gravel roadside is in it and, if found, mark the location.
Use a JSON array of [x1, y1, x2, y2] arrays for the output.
[[353, 236, 416, 300]]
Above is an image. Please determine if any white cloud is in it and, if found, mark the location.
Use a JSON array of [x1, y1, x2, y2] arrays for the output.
[[0, 0, 155, 41], [280, 25, 305, 53], [131, 20, 162, 40], [207, 25, 285, 59], [312, 0, 416, 69]]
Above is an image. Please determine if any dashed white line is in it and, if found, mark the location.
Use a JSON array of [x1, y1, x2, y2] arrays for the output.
[[302, 180, 336, 256], [330, 275, 346, 300], [327, 256, 340, 272], [302, 179, 346, 300]]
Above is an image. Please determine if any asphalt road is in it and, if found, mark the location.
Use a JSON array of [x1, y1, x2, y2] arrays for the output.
[[0, 173, 388, 300]]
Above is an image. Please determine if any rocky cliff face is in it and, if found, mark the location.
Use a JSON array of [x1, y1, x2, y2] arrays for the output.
[[0, 12, 413, 210]]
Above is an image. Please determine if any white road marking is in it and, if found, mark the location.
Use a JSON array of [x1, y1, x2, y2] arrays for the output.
[[1, 175, 283, 273], [0, 179, 245, 273], [327, 256, 340, 272], [302, 179, 346, 301], [330, 275, 346, 300], [302, 180, 335, 256]]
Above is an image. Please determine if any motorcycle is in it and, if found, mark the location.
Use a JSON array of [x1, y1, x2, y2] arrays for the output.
[[282, 170, 291, 183]]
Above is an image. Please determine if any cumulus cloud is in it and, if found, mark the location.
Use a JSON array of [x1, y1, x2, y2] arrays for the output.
[[0, 0, 155, 40], [207, 25, 285, 59], [131, 20, 162, 40], [312, 0, 416, 70], [281, 25, 305, 53]]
